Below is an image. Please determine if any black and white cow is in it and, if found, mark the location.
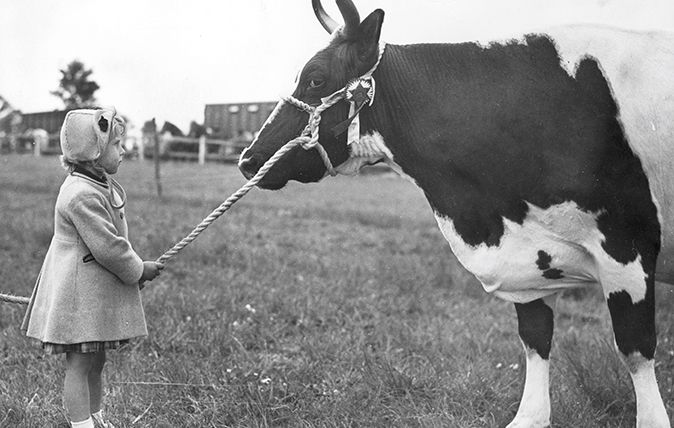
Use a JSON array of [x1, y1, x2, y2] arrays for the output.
[[238, 1, 674, 426]]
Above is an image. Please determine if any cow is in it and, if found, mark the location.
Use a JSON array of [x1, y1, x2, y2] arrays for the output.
[[238, 1, 674, 426]]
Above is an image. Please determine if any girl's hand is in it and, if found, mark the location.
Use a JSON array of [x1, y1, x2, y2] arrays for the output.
[[139, 261, 164, 284]]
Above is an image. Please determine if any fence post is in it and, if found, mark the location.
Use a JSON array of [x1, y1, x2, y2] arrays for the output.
[[198, 135, 206, 165], [33, 137, 41, 157], [152, 119, 163, 198], [31, 130, 49, 157], [137, 135, 145, 161]]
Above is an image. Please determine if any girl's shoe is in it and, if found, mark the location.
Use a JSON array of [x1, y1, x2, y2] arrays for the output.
[[92, 413, 116, 428]]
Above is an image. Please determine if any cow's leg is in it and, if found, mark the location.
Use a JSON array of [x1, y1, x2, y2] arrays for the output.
[[507, 294, 557, 428], [604, 272, 670, 428]]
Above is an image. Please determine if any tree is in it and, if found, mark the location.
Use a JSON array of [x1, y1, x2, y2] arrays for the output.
[[51, 60, 100, 109], [0, 95, 15, 123], [0, 95, 20, 134]]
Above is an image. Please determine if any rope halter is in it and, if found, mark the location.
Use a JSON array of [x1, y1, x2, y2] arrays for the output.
[[282, 43, 386, 176]]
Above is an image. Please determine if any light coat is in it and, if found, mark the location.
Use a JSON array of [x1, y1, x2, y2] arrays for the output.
[[22, 171, 146, 344]]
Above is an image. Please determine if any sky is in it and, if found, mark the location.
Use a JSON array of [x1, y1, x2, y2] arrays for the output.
[[2, 0, 673, 132]]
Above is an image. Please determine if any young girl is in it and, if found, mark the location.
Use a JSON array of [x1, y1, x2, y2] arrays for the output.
[[21, 108, 164, 428]]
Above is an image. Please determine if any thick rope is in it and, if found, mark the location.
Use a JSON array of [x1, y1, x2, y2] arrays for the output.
[[0, 294, 30, 305], [156, 138, 302, 264], [0, 138, 305, 306], [282, 90, 344, 176]]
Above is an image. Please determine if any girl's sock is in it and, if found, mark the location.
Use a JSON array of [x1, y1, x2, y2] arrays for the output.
[[91, 410, 103, 420], [71, 416, 94, 428]]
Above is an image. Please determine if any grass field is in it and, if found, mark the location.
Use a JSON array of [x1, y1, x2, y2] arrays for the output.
[[1, 154, 673, 427]]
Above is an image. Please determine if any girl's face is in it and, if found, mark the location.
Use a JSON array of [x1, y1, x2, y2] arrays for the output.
[[98, 138, 125, 174]]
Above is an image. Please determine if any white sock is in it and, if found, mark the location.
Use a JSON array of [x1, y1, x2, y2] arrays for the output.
[[92, 410, 103, 419], [71, 416, 94, 428]]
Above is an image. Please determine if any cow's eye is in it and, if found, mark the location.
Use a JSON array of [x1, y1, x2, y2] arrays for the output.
[[309, 79, 325, 89]]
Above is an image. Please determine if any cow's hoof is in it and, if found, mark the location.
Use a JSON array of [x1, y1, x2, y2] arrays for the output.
[[505, 416, 550, 428]]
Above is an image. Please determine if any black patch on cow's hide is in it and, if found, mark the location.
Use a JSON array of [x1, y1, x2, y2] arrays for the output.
[[515, 298, 554, 359], [542, 269, 564, 280], [536, 250, 553, 270], [607, 289, 656, 359], [535, 250, 564, 279]]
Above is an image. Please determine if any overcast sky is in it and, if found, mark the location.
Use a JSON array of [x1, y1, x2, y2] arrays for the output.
[[2, 0, 673, 131]]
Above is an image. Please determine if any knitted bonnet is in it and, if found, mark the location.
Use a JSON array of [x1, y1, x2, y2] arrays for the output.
[[60, 107, 125, 162]]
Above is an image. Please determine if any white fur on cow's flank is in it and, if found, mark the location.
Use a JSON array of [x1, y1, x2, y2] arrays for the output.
[[545, 25, 674, 283], [433, 201, 650, 304], [507, 348, 551, 428]]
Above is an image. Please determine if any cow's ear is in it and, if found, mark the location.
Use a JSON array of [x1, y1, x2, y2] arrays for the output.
[[356, 9, 384, 60]]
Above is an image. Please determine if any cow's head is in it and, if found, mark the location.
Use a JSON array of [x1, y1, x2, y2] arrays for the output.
[[238, 0, 384, 189]]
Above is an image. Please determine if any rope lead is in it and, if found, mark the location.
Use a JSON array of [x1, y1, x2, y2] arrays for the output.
[[0, 294, 30, 305], [155, 138, 301, 264]]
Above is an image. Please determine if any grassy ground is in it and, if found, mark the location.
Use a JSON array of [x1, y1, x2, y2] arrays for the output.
[[1, 154, 673, 427]]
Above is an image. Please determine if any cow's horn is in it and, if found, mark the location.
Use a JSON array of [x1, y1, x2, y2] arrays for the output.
[[312, 0, 361, 37], [312, 0, 339, 34], [336, 0, 360, 37]]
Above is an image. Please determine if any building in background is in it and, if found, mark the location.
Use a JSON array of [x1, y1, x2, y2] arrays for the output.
[[19, 110, 68, 134], [204, 101, 276, 140], [3, 102, 281, 161], [0, 109, 66, 154]]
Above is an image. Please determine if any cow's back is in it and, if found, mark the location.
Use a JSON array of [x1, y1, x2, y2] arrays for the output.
[[543, 26, 674, 282]]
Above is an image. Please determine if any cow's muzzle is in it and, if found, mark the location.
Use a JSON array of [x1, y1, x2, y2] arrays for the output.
[[238, 152, 262, 180]]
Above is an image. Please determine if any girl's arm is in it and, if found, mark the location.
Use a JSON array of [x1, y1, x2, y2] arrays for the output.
[[67, 194, 145, 285]]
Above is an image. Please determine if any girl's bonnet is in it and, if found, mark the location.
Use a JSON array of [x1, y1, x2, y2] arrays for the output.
[[59, 107, 128, 209]]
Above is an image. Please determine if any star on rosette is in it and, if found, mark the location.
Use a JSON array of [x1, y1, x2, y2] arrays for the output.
[[345, 78, 374, 112]]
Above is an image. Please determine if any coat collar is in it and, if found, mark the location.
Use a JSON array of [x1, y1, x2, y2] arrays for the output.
[[72, 165, 108, 188]]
